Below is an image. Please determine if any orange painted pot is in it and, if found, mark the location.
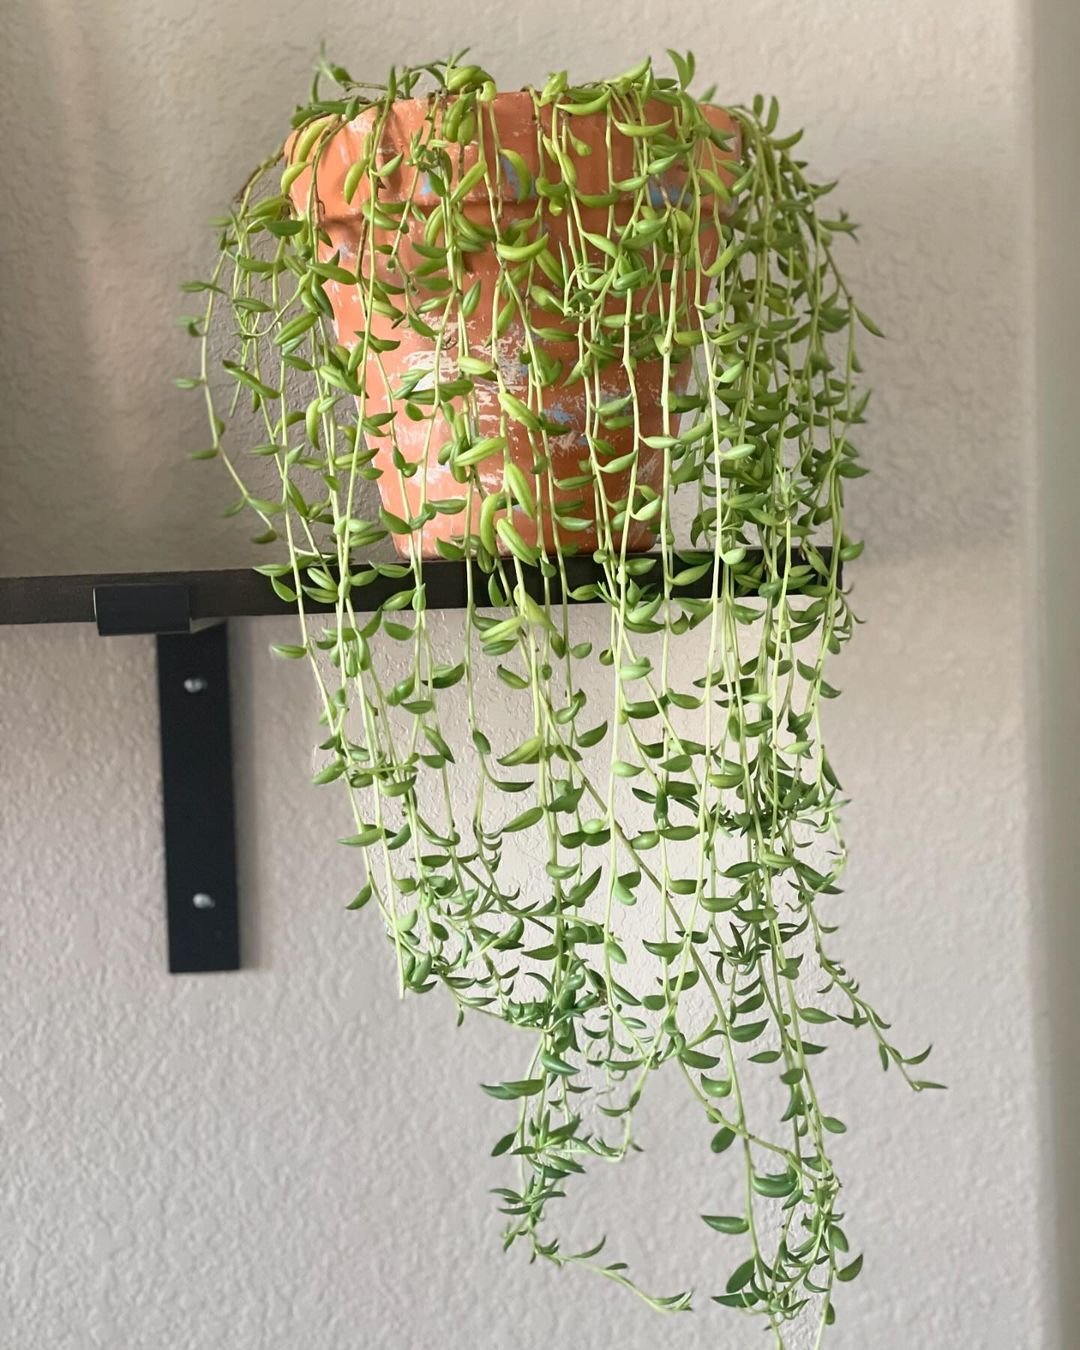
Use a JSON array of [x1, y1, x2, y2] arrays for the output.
[[288, 94, 739, 558]]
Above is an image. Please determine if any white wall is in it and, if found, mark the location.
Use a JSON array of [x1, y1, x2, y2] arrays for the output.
[[0, 2, 1055, 1347]]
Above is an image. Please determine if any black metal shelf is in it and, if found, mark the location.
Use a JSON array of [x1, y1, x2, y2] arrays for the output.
[[3, 560, 613, 630], [0, 557, 670, 630], [0, 551, 831, 631]]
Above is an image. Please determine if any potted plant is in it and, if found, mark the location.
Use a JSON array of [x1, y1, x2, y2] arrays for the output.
[[181, 51, 937, 1342]]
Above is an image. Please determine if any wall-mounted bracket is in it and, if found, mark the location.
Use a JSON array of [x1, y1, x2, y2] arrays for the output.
[[155, 622, 240, 974], [93, 582, 241, 974]]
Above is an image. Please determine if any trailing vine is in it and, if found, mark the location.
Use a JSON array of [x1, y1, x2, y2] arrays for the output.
[[181, 51, 937, 1343]]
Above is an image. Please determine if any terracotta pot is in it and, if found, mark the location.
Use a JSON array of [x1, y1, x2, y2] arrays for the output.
[[288, 94, 739, 558]]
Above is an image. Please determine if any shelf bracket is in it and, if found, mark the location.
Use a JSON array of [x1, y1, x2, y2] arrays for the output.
[[93, 584, 240, 974]]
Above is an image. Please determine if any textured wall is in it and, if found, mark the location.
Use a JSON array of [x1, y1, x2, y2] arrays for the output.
[[1032, 0, 1080, 1342], [0, 2, 1051, 1348]]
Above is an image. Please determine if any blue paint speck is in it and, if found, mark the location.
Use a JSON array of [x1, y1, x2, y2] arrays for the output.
[[499, 153, 531, 203], [544, 403, 574, 428]]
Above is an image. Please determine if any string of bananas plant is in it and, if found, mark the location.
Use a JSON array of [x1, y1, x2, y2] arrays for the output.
[[181, 50, 937, 1345]]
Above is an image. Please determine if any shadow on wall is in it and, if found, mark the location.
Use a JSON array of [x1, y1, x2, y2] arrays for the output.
[[0, 0, 295, 576], [0, 1, 123, 575], [0, 0, 217, 574]]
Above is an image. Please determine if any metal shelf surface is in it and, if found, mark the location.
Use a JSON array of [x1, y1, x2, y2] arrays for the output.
[[0, 551, 833, 630]]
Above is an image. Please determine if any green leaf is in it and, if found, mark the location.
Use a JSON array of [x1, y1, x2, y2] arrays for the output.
[[498, 391, 540, 430], [223, 361, 279, 402], [540, 1052, 576, 1077], [709, 1127, 736, 1154], [582, 230, 619, 259], [726, 1258, 756, 1293], [712, 1292, 758, 1309], [340, 825, 383, 849], [569, 869, 602, 904], [612, 878, 638, 906], [643, 939, 684, 961], [718, 360, 745, 385], [504, 805, 544, 833], [752, 1171, 798, 1198], [497, 665, 530, 690], [702, 1214, 748, 1235], [312, 760, 345, 784], [482, 1079, 545, 1100], [730, 1020, 767, 1043], [605, 938, 627, 965], [680, 1049, 720, 1070], [667, 49, 695, 89], [499, 735, 544, 767], [836, 1254, 864, 1283], [451, 160, 488, 202], [577, 721, 609, 748], [345, 882, 372, 911]]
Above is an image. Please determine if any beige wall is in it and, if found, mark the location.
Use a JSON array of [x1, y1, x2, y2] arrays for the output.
[[0, 2, 1056, 1347]]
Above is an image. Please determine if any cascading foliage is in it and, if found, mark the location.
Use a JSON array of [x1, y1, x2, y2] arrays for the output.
[[182, 50, 936, 1345]]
